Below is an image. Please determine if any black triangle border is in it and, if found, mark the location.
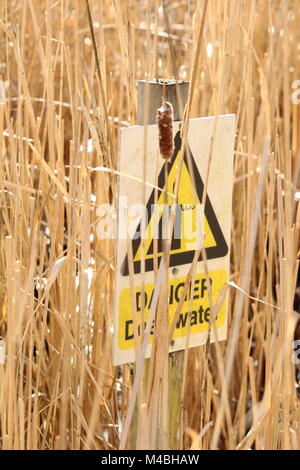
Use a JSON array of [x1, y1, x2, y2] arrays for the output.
[[121, 131, 228, 276]]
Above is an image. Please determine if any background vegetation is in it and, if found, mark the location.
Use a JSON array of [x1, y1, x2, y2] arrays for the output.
[[0, 0, 299, 450]]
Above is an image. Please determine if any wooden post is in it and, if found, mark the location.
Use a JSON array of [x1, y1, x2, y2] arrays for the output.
[[136, 79, 189, 450], [137, 79, 189, 126]]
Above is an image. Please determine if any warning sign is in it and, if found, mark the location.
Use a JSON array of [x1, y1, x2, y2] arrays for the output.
[[121, 131, 228, 276], [114, 115, 235, 365]]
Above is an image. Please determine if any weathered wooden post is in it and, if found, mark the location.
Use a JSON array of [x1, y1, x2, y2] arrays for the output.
[[137, 79, 189, 449]]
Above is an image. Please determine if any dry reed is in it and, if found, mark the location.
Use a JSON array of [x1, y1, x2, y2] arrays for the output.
[[0, 0, 299, 450]]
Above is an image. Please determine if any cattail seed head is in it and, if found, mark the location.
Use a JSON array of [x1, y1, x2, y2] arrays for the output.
[[157, 101, 174, 161]]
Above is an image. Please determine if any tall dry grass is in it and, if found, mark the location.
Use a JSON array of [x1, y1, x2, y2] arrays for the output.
[[0, 0, 299, 450]]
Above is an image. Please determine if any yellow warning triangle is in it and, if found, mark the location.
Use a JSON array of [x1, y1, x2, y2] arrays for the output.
[[121, 131, 228, 276], [134, 150, 217, 262]]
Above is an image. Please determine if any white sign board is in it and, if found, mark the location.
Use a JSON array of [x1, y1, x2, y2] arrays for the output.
[[114, 115, 235, 365]]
